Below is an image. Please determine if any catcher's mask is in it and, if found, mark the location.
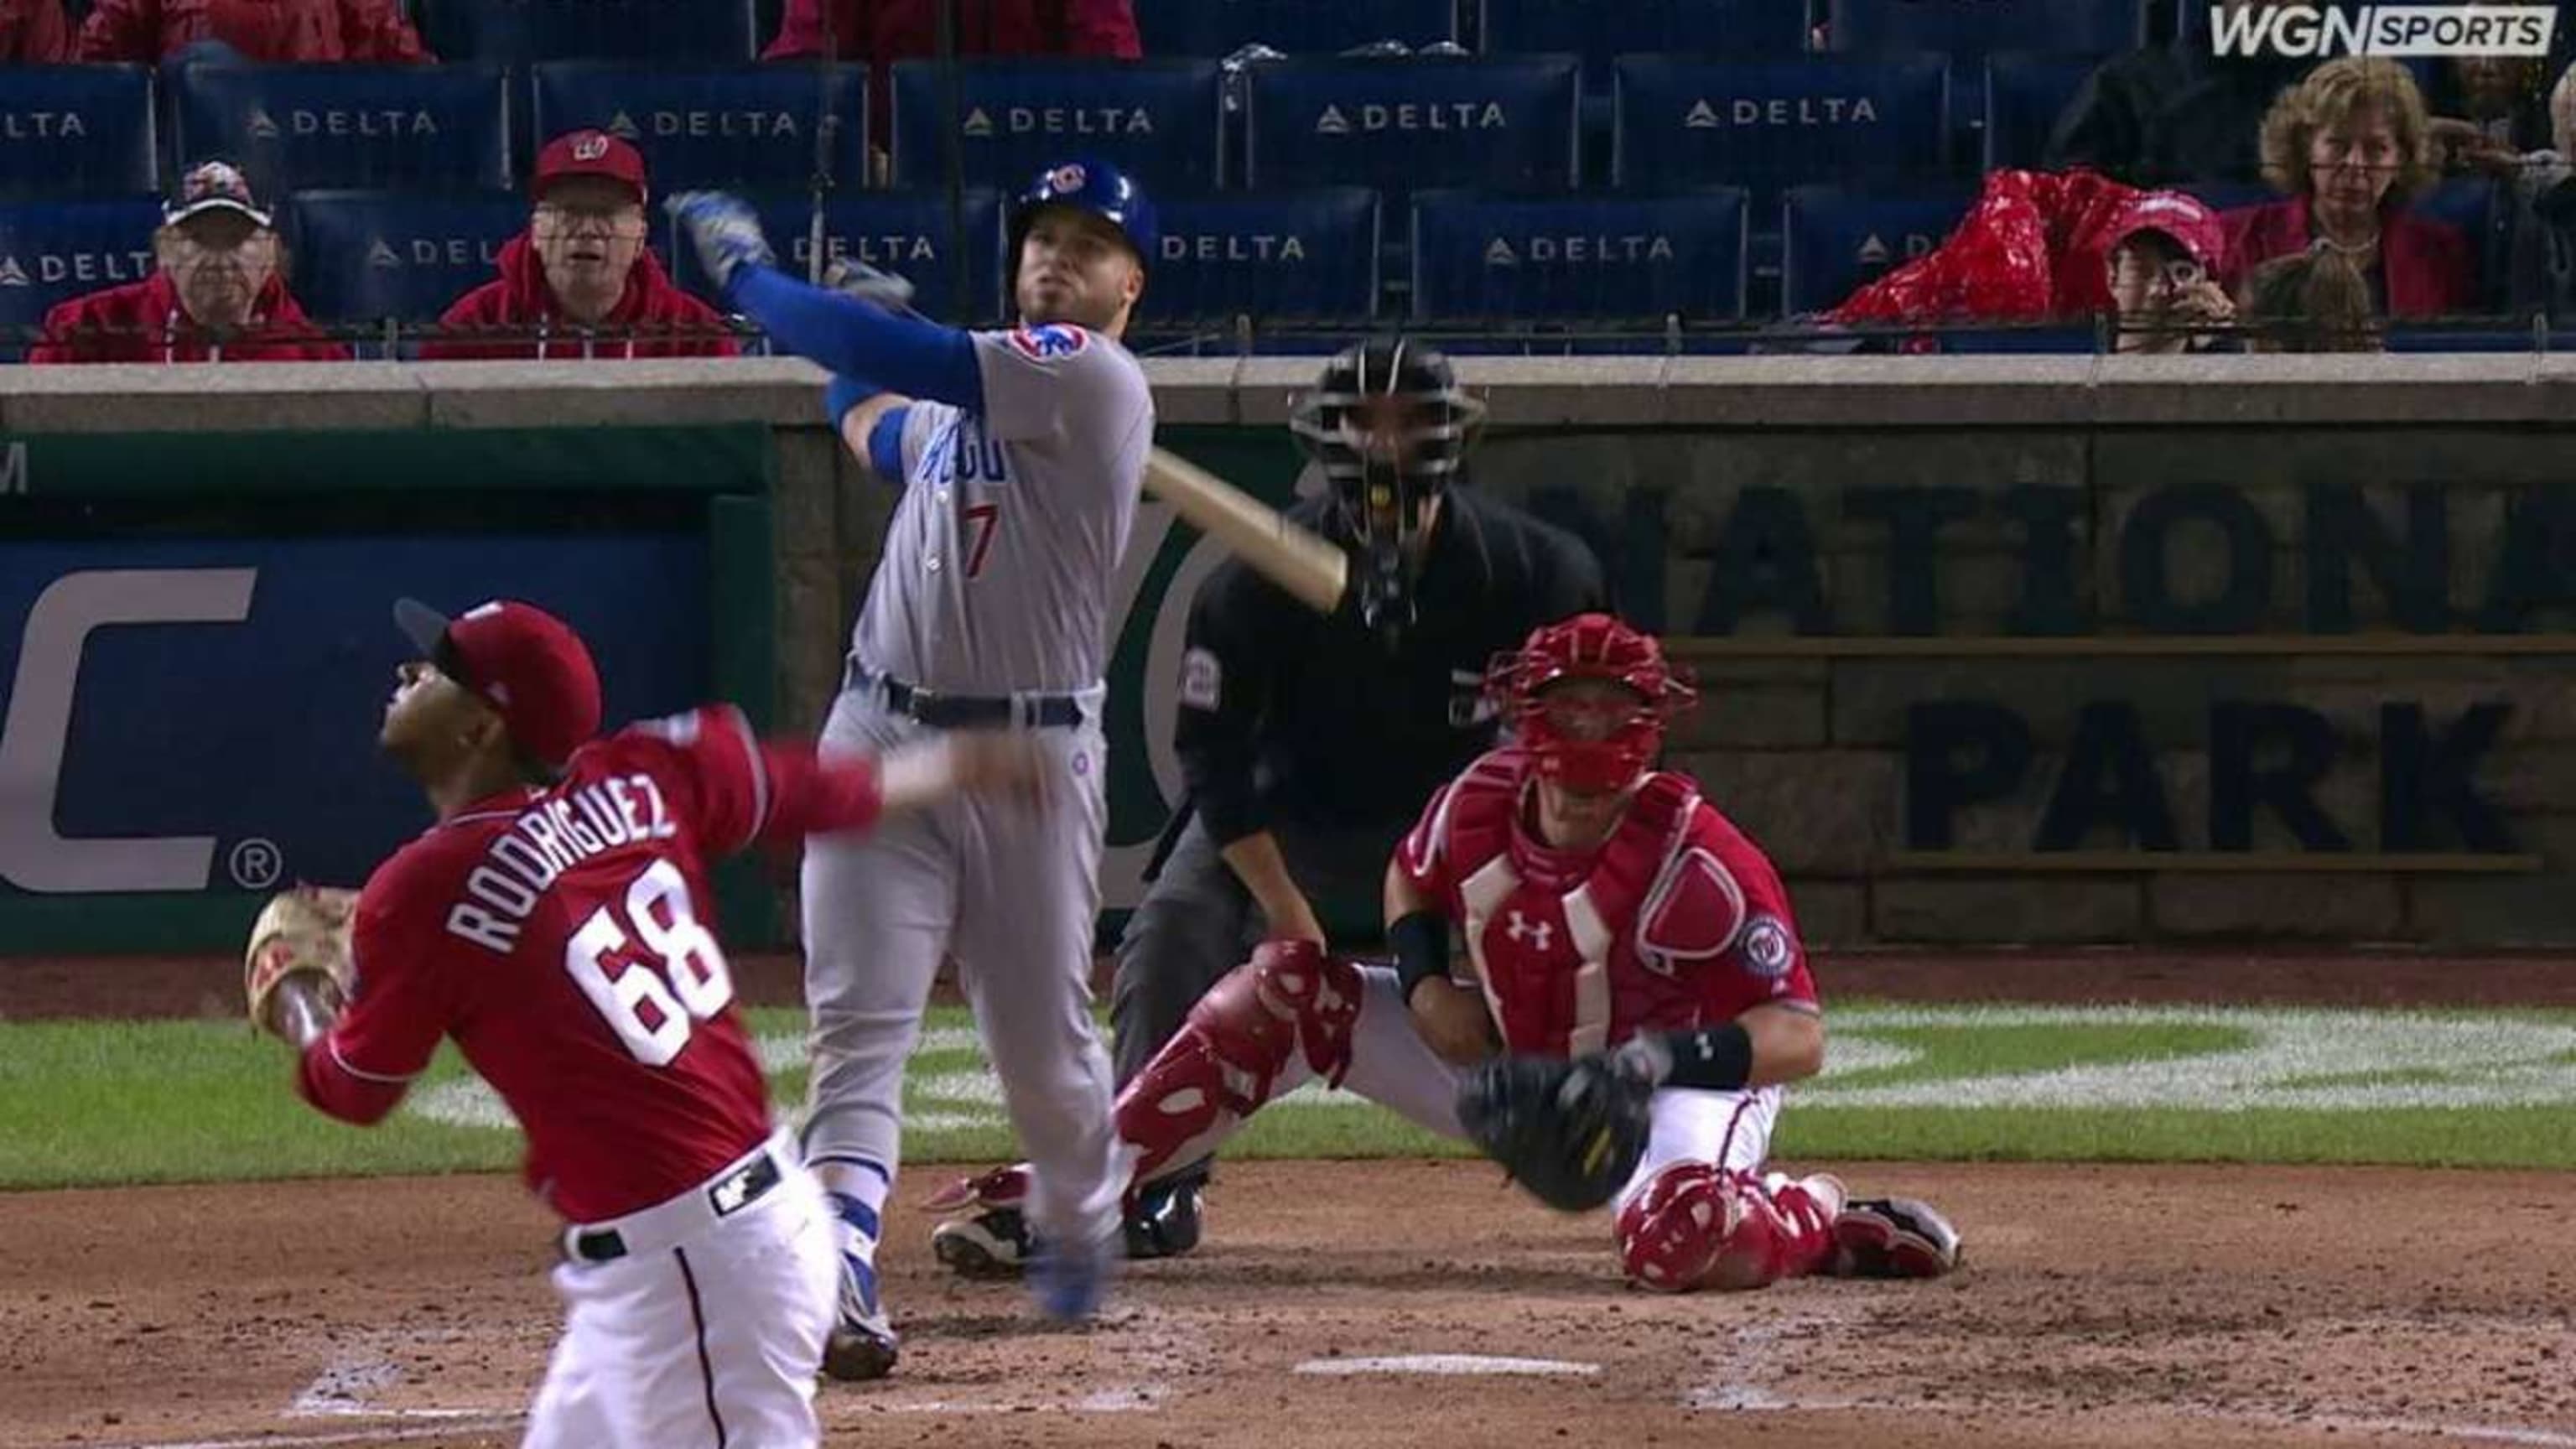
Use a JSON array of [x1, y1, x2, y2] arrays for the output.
[[1287, 336, 1486, 640], [1487, 613, 1696, 795]]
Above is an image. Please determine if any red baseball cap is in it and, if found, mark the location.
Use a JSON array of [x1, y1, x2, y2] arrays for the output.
[[2107, 191, 2225, 273], [532, 128, 648, 202], [395, 598, 602, 770]]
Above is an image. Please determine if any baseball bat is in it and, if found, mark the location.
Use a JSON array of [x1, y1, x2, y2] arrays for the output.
[[1142, 447, 1348, 615]]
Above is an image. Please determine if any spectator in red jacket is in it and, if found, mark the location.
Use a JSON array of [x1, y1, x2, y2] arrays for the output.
[[423, 130, 739, 361], [74, 0, 429, 62], [2220, 57, 2476, 319], [764, 0, 1141, 174], [29, 159, 348, 364], [0, 0, 68, 60]]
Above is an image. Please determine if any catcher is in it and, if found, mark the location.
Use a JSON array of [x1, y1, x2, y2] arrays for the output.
[[927, 612, 1960, 1291], [245, 595, 1036, 1448]]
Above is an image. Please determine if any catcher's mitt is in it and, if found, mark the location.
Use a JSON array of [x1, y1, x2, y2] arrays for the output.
[[1453, 1051, 1654, 1213], [243, 886, 359, 1045]]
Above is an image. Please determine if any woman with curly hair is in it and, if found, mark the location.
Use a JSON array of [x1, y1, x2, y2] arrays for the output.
[[2220, 56, 2476, 317], [2237, 246, 2383, 351]]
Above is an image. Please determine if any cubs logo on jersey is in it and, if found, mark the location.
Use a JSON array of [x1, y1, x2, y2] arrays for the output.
[[1008, 323, 1091, 361]]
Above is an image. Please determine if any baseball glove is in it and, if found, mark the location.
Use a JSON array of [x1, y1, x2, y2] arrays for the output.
[[243, 886, 359, 1045], [1453, 1051, 1654, 1213]]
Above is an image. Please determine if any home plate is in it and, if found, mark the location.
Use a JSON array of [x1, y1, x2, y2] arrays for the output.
[[1294, 1354, 1601, 1378]]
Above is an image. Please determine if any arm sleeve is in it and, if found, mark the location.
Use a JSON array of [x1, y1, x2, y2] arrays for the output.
[[71, 0, 152, 60], [339, 0, 430, 60], [297, 870, 455, 1125], [965, 325, 1150, 445], [726, 264, 984, 409], [1171, 572, 1273, 846]]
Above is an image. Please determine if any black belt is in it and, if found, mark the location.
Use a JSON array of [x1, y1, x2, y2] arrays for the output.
[[566, 1150, 783, 1264], [844, 660, 1081, 729]]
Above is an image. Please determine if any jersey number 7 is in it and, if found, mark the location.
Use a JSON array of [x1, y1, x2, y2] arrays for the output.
[[564, 859, 737, 1067], [963, 502, 1001, 579]]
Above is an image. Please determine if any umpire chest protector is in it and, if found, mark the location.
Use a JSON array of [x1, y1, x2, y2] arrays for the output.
[[1437, 752, 1723, 1058]]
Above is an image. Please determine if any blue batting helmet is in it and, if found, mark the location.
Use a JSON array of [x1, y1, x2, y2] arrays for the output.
[[1008, 157, 1157, 270]]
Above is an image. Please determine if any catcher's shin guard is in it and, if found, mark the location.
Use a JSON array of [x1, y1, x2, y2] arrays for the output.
[[1119, 939, 1362, 1184], [1617, 1165, 1844, 1293]]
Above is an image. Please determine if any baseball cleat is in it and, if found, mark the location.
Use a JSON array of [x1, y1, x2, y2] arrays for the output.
[[1833, 1196, 1962, 1280], [821, 1190, 899, 1382], [1029, 1230, 1114, 1324], [932, 1204, 1034, 1279], [1123, 1176, 1204, 1260]]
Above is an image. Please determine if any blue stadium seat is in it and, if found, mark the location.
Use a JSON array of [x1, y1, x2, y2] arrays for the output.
[[2182, 179, 2273, 215], [1984, 53, 2099, 169], [1244, 56, 1581, 194], [533, 64, 867, 193], [889, 60, 1223, 191], [0, 67, 157, 199], [0, 200, 164, 354], [419, 0, 758, 63], [170, 65, 512, 191], [1825, 0, 2147, 61], [1480, 1, 1806, 79], [284, 189, 527, 324], [1140, 189, 1379, 325], [1780, 182, 1975, 314], [1614, 55, 1950, 199], [663, 190, 1008, 325], [1135, 0, 1456, 55], [1412, 189, 1748, 322]]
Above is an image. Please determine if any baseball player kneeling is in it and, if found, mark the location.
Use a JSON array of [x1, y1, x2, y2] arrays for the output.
[[927, 613, 1962, 1291]]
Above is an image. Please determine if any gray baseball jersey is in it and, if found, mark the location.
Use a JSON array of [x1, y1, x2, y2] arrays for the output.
[[849, 322, 1155, 693]]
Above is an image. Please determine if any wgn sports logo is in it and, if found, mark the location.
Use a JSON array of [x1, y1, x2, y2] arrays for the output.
[[2210, 4, 2557, 57]]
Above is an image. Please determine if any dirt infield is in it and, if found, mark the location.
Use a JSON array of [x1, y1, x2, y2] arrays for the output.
[[3, 1160, 2571, 1449]]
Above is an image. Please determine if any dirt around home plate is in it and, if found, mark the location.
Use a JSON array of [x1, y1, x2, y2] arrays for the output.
[[3, 948, 2571, 1449]]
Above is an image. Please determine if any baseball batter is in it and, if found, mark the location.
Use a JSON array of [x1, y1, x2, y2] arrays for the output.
[[669, 158, 1156, 1378], [248, 597, 1033, 1448], [930, 614, 1964, 1291]]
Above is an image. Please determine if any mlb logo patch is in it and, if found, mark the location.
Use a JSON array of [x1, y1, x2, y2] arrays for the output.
[[1008, 324, 1090, 361]]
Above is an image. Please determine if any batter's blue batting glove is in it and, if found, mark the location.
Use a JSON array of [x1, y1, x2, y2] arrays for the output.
[[664, 190, 775, 294], [823, 256, 919, 314]]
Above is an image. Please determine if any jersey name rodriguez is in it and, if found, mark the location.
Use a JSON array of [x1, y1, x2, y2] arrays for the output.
[[446, 776, 679, 953]]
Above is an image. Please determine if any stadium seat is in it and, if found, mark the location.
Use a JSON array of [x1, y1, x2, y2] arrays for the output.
[[662, 189, 1008, 325], [533, 64, 867, 193], [1613, 54, 1950, 200], [1984, 53, 2099, 170], [0, 199, 164, 355], [1139, 188, 1379, 327], [0, 66, 157, 200], [284, 189, 527, 324], [1411, 190, 1748, 323], [888, 59, 1223, 191], [418, 0, 759, 63], [170, 64, 512, 191], [1824, 0, 2147, 62], [1244, 55, 1581, 194], [1135, 0, 1456, 56], [1780, 182, 1976, 314], [1479, 1, 1806, 78]]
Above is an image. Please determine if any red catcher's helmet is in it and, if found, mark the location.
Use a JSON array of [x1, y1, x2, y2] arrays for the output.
[[1487, 613, 1696, 793]]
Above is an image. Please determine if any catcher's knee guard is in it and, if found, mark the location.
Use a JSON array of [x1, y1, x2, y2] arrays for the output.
[[1617, 1166, 1844, 1293], [1119, 939, 1362, 1183]]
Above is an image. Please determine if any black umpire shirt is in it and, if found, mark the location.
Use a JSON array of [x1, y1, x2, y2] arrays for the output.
[[1174, 486, 1606, 848]]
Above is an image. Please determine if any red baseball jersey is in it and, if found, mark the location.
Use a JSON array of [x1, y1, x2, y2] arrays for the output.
[[1396, 747, 1819, 1059], [299, 706, 882, 1223]]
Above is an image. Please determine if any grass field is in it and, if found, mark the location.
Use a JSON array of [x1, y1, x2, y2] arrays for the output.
[[4, 1002, 2573, 1191]]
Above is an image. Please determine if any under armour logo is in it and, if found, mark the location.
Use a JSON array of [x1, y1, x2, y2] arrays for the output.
[[1505, 910, 1553, 953]]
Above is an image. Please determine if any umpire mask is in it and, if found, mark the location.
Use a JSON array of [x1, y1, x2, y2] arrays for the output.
[[1288, 337, 1485, 643]]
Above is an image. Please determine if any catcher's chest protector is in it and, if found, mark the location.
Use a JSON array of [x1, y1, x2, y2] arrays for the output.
[[1444, 767, 1706, 1057]]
